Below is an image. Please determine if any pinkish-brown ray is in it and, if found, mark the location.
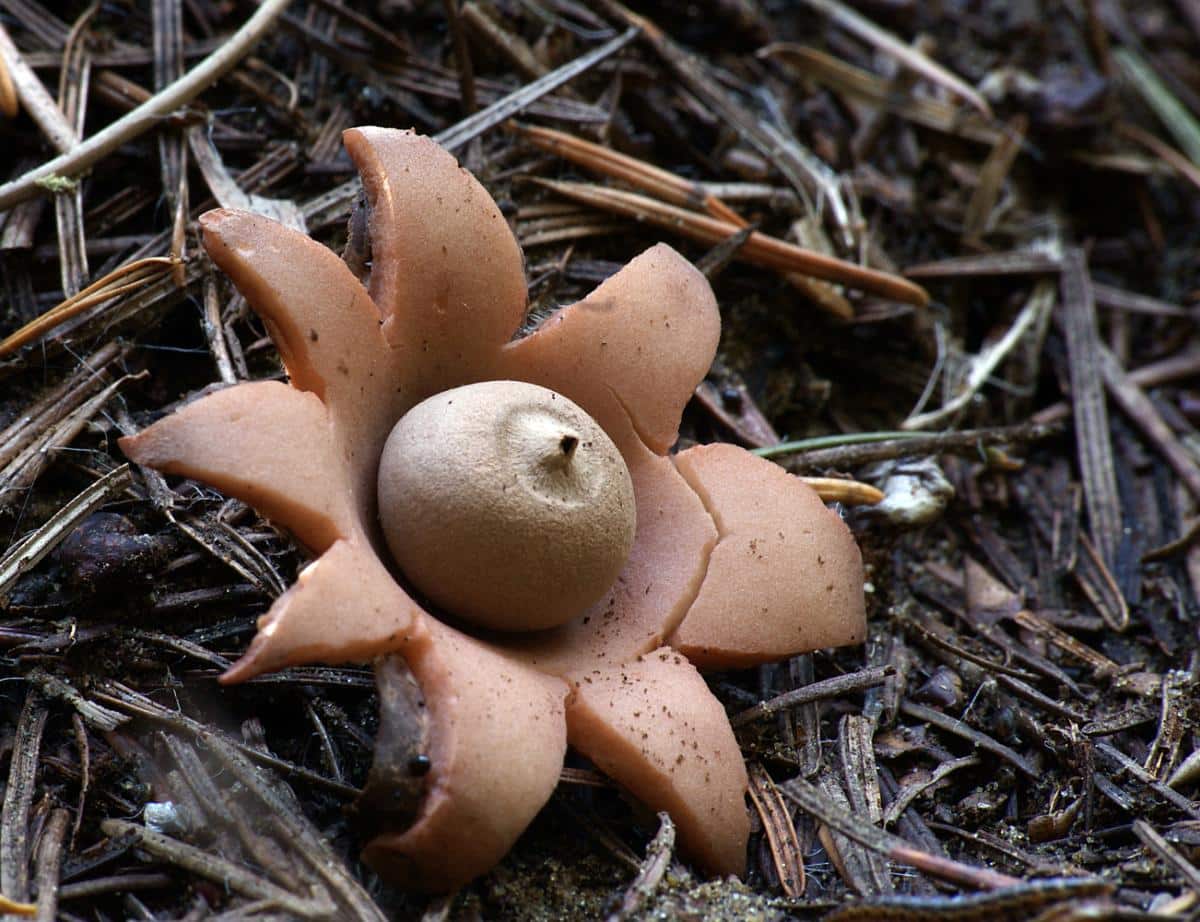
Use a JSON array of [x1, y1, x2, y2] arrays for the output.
[[344, 128, 528, 397], [199, 209, 408, 506], [566, 648, 750, 877], [119, 381, 356, 555], [499, 243, 720, 455], [668, 444, 867, 668], [220, 537, 427, 684], [362, 618, 568, 892]]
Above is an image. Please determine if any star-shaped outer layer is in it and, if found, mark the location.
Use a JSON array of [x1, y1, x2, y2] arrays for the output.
[[120, 128, 867, 893]]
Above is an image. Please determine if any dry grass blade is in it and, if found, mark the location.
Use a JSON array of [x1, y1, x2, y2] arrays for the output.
[[0, 341, 123, 467], [99, 820, 336, 917], [0, 40, 17, 117], [822, 879, 1116, 921], [33, 808, 68, 922], [1009, 610, 1119, 676], [0, 693, 47, 907], [761, 45, 1000, 146], [517, 123, 744, 224], [1133, 820, 1200, 894], [536, 179, 928, 309], [0, 372, 142, 513], [882, 756, 979, 828], [606, 813, 676, 921], [0, 256, 180, 356], [0, 0, 293, 211], [904, 279, 1055, 430], [800, 477, 884, 505], [837, 716, 893, 894], [0, 23, 76, 152], [962, 115, 1027, 243], [1118, 121, 1200, 194], [781, 775, 1021, 890], [187, 124, 303, 230], [731, 666, 894, 727], [1115, 47, 1200, 167], [603, 0, 854, 244], [301, 26, 639, 229], [1096, 345, 1200, 502], [1059, 248, 1123, 573], [747, 764, 805, 897], [520, 123, 854, 313], [905, 249, 1062, 277], [900, 700, 1039, 778], [791, 0, 993, 118], [92, 680, 362, 797], [1095, 743, 1200, 819], [771, 420, 1060, 470]]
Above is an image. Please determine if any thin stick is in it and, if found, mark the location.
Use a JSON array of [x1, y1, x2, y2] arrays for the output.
[[0, 0, 294, 211], [771, 420, 1061, 471], [781, 775, 1021, 891], [537, 179, 928, 308], [731, 666, 894, 727]]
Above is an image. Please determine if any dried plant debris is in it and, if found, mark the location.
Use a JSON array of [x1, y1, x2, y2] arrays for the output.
[[3, 0, 1200, 918]]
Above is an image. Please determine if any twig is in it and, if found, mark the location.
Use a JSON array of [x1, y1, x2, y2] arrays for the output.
[[0, 0, 294, 211], [1095, 742, 1200, 820], [1133, 820, 1200, 895], [781, 776, 1021, 890], [900, 700, 1039, 778], [773, 421, 1061, 471], [823, 878, 1114, 921], [441, 0, 477, 114], [731, 665, 894, 727], [1060, 247, 1122, 571], [747, 765, 804, 897], [606, 813, 675, 921], [1, 692, 48, 905], [99, 820, 336, 918]]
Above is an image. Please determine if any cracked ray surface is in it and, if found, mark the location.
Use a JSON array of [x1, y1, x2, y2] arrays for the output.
[[669, 444, 867, 668]]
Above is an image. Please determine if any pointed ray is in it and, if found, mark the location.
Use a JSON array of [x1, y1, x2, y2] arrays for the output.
[[199, 208, 404, 485], [567, 648, 749, 877], [501, 243, 720, 454], [669, 444, 866, 668], [343, 128, 527, 393], [220, 537, 425, 683], [362, 619, 568, 892], [120, 381, 355, 553]]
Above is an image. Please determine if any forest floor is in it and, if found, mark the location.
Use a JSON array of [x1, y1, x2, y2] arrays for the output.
[[2, 0, 1200, 919]]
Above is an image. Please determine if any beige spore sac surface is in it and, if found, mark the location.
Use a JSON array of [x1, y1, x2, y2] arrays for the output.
[[377, 380, 636, 632]]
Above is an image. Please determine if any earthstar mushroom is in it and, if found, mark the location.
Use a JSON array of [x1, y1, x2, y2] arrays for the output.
[[120, 127, 868, 892]]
